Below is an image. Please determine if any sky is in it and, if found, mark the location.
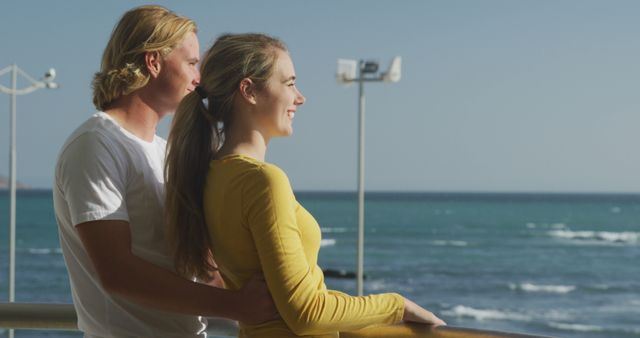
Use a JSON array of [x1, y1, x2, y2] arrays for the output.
[[1, 0, 640, 192]]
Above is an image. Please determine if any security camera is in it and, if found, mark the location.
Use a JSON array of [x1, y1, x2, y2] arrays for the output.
[[44, 68, 56, 81]]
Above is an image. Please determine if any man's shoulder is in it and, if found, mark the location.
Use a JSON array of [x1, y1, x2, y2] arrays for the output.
[[57, 113, 129, 167], [60, 113, 123, 153]]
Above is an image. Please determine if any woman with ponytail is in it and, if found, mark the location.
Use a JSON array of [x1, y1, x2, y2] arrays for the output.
[[165, 33, 445, 338]]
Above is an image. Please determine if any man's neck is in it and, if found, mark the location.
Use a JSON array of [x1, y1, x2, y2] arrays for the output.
[[105, 94, 163, 142]]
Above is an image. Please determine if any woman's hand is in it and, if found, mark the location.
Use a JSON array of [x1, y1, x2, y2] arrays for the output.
[[402, 297, 446, 326]]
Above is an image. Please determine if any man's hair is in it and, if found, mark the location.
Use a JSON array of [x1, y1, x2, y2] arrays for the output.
[[92, 5, 197, 111]]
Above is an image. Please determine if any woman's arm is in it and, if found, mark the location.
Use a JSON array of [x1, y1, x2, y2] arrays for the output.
[[244, 164, 404, 335]]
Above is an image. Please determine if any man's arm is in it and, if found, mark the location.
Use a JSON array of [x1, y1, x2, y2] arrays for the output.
[[76, 219, 276, 324]]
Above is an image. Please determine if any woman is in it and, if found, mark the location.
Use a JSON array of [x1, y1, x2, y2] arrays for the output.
[[165, 33, 445, 337]]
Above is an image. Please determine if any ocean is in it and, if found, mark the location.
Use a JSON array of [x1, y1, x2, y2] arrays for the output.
[[0, 190, 639, 338]]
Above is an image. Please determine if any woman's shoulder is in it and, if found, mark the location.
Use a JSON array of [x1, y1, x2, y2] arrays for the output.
[[249, 161, 289, 185], [213, 154, 291, 188], [236, 160, 294, 202]]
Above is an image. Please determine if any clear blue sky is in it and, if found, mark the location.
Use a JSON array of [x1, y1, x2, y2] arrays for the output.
[[1, 0, 640, 192]]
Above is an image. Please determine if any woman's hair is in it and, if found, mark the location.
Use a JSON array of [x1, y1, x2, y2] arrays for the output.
[[165, 33, 287, 281], [92, 5, 197, 111]]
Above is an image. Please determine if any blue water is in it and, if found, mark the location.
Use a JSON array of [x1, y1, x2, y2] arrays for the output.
[[1, 191, 639, 338]]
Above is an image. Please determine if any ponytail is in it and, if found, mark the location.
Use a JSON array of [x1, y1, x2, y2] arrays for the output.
[[165, 91, 220, 281]]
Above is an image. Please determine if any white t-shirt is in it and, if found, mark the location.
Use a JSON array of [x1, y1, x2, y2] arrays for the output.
[[53, 112, 207, 338]]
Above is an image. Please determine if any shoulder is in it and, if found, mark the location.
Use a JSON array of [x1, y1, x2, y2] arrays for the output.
[[247, 162, 290, 188], [240, 161, 294, 201], [241, 162, 296, 215], [56, 114, 130, 179], [58, 112, 122, 159]]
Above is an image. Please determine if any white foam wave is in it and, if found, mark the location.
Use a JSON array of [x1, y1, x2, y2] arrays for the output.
[[320, 239, 336, 247], [548, 230, 639, 244], [28, 248, 62, 255], [367, 280, 389, 291], [443, 305, 530, 322], [551, 223, 567, 229], [549, 322, 603, 332], [321, 227, 348, 233], [431, 240, 468, 247], [544, 309, 573, 321], [591, 284, 610, 291], [509, 283, 575, 294]]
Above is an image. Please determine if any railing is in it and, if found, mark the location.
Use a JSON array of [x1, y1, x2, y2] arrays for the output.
[[0, 302, 238, 336], [0, 302, 552, 338]]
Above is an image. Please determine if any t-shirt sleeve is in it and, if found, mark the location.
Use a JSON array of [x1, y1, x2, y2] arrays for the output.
[[56, 132, 129, 226], [243, 164, 404, 336]]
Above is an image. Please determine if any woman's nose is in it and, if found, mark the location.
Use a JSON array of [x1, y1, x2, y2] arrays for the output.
[[295, 89, 305, 106]]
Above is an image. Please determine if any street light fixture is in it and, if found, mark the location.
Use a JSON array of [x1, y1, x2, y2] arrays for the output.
[[0, 64, 58, 322], [336, 57, 401, 296]]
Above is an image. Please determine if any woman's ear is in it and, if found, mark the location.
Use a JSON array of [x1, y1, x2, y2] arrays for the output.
[[145, 51, 162, 79], [239, 78, 257, 105]]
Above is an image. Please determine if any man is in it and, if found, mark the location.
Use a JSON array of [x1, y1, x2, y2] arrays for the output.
[[54, 5, 275, 338]]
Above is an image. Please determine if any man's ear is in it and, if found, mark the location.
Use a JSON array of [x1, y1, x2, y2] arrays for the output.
[[239, 78, 257, 105], [145, 51, 162, 78]]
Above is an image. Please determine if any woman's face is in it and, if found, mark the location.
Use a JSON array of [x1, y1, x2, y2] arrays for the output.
[[256, 50, 305, 139]]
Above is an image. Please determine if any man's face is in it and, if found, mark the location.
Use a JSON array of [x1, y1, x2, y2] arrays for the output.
[[154, 31, 200, 114]]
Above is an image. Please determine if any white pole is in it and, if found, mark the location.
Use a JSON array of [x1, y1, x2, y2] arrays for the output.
[[356, 64, 365, 296], [8, 63, 17, 338]]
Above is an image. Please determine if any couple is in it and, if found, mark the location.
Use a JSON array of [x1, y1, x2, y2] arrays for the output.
[[54, 5, 444, 338]]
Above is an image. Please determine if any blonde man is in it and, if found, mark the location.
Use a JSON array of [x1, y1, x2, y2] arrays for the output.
[[54, 6, 275, 338]]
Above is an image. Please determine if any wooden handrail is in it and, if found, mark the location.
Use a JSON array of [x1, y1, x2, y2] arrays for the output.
[[0, 302, 552, 337]]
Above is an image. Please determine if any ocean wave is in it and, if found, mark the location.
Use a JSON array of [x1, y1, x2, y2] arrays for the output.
[[321, 227, 348, 233], [367, 279, 390, 291], [509, 282, 575, 294], [320, 239, 336, 247], [543, 309, 573, 321], [548, 230, 639, 245], [27, 248, 62, 255], [430, 240, 468, 247], [548, 322, 603, 332], [443, 305, 530, 322]]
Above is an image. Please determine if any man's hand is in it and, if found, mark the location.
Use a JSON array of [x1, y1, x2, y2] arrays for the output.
[[235, 274, 279, 324]]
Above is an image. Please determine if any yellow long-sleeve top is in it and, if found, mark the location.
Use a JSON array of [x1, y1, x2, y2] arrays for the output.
[[203, 155, 404, 338]]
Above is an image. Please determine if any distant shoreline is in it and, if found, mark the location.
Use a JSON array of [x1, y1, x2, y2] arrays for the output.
[[2, 189, 640, 202], [0, 175, 30, 189]]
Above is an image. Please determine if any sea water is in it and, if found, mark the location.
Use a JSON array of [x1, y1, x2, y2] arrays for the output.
[[0, 191, 639, 338]]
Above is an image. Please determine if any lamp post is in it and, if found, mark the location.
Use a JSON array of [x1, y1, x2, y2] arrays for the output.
[[0, 65, 58, 338], [336, 57, 401, 296]]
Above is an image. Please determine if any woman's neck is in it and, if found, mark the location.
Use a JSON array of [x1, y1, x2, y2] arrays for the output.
[[217, 128, 269, 162]]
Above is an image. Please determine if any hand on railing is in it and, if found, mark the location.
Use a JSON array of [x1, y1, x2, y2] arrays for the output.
[[402, 297, 446, 326]]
